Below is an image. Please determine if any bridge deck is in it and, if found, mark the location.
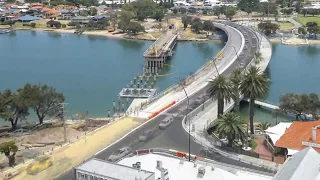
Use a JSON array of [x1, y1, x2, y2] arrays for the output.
[[143, 31, 177, 58]]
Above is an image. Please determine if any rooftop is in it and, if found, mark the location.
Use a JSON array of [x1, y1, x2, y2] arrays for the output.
[[76, 158, 154, 180], [117, 153, 273, 180], [275, 120, 320, 152], [274, 147, 320, 180]]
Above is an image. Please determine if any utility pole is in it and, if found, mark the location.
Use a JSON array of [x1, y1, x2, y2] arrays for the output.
[[59, 103, 68, 143]]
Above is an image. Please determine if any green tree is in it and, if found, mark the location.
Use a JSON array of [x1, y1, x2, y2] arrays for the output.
[[202, 20, 215, 32], [252, 51, 264, 64], [19, 84, 65, 124], [203, 10, 208, 15], [237, 0, 259, 15], [0, 141, 18, 167], [123, 21, 145, 34], [279, 93, 320, 120], [30, 23, 36, 28], [213, 7, 221, 18], [181, 16, 192, 29], [119, 10, 136, 23], [132, 0, 157, 21], [190, 18, 203, 33], [0, 90, 29, 130], [212, 113, 246, 147], [180, 8, 187, 14], [298, 27, 307, 36], [229, 69, 243, 114], [153, 7, 165, 22], [306, 22, 320, 39], [258, 21, 279, 35], [239, 66, 270, 134], [226, 6, 237, 20], [173, 8, 178, 15], [301, 8, 307, 17], [207, 75, 233, 118], [256, 121, 271, 133], [258, 2, 277, 15], [90, 7, 98, 16]]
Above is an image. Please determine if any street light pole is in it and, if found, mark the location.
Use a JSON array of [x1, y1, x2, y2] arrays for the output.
[[174, 77, 191, 161]]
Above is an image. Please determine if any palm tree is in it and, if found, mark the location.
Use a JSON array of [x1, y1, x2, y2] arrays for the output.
[[207, 75, 233, 118], [252, 51, 264, 65], [229, 69, 243, 114], [212, 112, 246, 147], [256, 121, 271, 133], [240, 66, 270, 134]]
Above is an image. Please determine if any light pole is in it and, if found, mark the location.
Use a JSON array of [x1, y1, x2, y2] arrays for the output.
[[229, 45, 241, 68], [173, 76, 191, 161]]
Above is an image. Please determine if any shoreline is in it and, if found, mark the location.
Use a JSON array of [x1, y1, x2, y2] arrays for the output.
[[270, 37, 320, 44], [12, 27, 223, 42]]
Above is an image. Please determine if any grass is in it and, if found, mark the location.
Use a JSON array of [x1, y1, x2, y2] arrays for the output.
[[279, 22, 294, 29], [297, 15, 320, 26], [180, 28, 207, 39]]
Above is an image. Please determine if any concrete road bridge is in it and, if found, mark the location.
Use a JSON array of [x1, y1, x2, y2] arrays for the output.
[[57, 21, 273, 180]]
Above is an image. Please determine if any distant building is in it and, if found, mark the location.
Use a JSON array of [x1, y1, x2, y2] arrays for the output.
[[70, 16, 90, 24], [74, 150, 273, 180], [57, 9, 75, 20], [274, 147, 320, 180], [17, 15, 41, 22]]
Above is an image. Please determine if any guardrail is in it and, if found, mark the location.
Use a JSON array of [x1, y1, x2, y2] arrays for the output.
[[141, 22, 233, 110], [117, 148, 276, 176]]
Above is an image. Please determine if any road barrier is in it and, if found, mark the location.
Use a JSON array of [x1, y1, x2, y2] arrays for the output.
[[148, 101, 176, 119]]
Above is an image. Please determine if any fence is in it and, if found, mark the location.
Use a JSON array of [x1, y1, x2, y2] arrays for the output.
[[140, 22, 233, 110]]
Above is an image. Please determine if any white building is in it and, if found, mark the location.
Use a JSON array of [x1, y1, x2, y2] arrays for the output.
[[75, 149, 274, 180], [274, 147, 320, 180]]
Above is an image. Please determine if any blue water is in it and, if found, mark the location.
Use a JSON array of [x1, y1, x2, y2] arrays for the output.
[[0, 30, 223, 121]]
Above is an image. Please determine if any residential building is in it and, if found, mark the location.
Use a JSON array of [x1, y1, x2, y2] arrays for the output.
[[275, 120, 320, 154], [57, 9, 75, 20], [274, 147, 320, 180], [70, 16, 90, 24]]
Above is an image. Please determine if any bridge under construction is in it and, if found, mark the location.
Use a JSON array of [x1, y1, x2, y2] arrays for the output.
[[143, 30, 178, 74]]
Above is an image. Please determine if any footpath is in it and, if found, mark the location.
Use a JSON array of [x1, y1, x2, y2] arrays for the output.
[[184, 32, 280, 170], [2, 117, 142, 180]]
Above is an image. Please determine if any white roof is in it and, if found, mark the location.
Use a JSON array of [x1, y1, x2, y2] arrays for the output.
[[76, 158, 154, 180], [287, 149, 299, 156], [118, 154, 272, 180], [265, 122, 292, 144], [274, 147, 320, 180]]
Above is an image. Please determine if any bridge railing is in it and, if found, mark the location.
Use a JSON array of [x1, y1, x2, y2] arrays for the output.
[[141, 22, 232, 110]]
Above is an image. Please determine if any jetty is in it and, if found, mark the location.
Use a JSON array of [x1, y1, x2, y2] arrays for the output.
[[242, 98, 279, 110], [143, 30, 178, 74]]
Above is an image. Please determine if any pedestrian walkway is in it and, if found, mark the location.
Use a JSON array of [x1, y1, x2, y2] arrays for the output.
[[2, 117, 142, 180], [185, 32, 281, 170]]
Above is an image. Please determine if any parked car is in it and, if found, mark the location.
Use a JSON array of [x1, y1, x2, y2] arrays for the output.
[[107, 146, 132, 162], [139, 130, 153, 142], [159, 118, 173, 129]]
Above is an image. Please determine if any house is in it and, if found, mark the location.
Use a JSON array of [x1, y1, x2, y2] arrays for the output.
[[70, 16, 90, 24], [44, 9, 60, 19], [275, 120, 320, 154], [92, 14, 109, 21], [274, 147, 320, 180], [17, 15, 41, 22], [57, 9, 75, 20]]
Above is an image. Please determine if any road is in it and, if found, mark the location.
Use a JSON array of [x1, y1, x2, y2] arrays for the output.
[[57, 22, 259, 180]]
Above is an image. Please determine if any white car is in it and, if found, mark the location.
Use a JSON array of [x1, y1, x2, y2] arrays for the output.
[[107, 146, 132, 162], [159, 118, 173, 129]]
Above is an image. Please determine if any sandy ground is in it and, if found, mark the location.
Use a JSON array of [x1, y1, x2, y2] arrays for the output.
[[0, 124, 88, 172], [2, 117, 143, 180]]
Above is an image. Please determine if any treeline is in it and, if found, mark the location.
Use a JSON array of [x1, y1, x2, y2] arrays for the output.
[[0, 84, 65, 130], [181, 17, 215, 34]]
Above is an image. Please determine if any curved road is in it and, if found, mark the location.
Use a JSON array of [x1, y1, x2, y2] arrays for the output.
[[57, 22, 259, 180]]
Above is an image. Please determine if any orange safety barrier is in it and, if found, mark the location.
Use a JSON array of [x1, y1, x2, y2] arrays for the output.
[[148, 101, 176, 119], [194, 156, 203, 160], [177, 151, 186, 158]]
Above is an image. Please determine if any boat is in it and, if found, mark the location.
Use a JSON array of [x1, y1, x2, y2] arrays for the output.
[[0, 28, 12, 34]]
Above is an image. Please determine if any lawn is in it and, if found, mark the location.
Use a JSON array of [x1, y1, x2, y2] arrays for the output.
[[297, 15, 320, 26], [279, 22, 294, 29]]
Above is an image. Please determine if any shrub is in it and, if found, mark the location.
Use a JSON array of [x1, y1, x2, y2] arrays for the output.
[[67, 22, 78, 26], [249, 139, 258, 150], [26, 155, 52, 175], [30, 23, 36, 28], [76, 24, 81, 29], [62, 24, 66, 28]]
